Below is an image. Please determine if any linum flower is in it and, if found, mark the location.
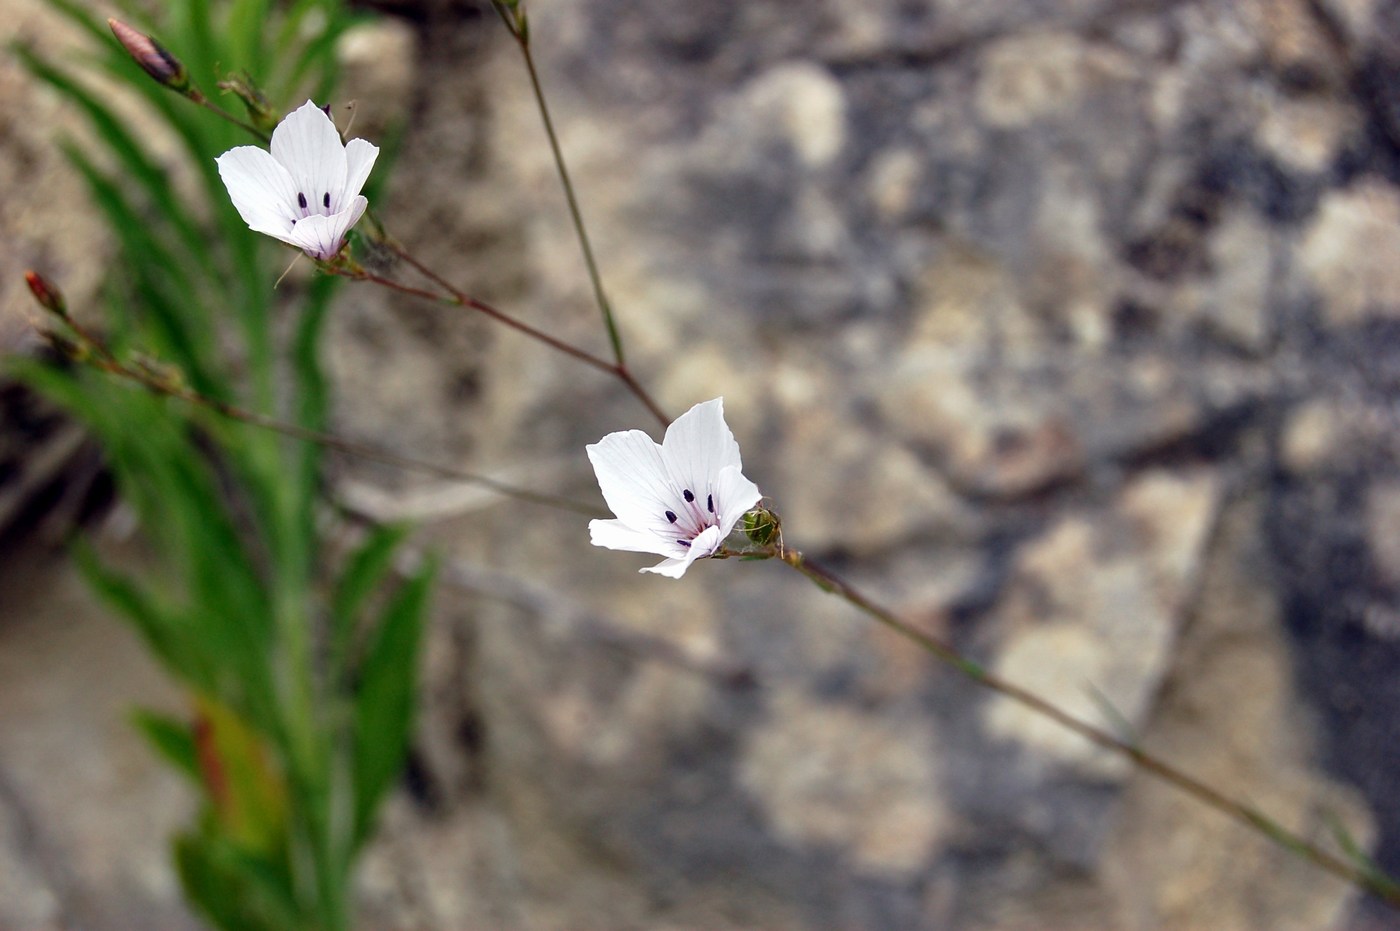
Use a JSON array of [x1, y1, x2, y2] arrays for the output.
[[215, 100, 378, 260], [587, 398, 762, 579]]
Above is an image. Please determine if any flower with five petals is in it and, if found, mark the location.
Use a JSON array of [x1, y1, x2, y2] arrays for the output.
[[587, 398, 763, 578], [215, 100, 378, 260]]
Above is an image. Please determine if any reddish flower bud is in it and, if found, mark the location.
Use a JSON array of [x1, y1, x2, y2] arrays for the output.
[[108, 19, 189, 92], [23, 270, 67, 318]]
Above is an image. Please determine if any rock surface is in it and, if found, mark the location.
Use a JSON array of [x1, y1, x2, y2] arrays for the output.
[[4, 0, 1400, 928]]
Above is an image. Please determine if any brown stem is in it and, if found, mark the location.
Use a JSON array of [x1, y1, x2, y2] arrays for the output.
[[187, 89, 269, 141], [771, 548, 1400, 909], [341, 265, 617, 377], [47, 327, 601, 518], [340, 253, 671, 430]]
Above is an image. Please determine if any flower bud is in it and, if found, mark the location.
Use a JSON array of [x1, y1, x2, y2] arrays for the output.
[[216, 73, 278, 134], [39, 330, 87, 362], [23, 270, 67, 318], [108, 19, 189, 93], [132, 354, 188, 393], [743, 505, 780, 546]]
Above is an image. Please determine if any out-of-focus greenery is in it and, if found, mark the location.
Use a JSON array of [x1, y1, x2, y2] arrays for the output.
[[13, 2, 430, 929]]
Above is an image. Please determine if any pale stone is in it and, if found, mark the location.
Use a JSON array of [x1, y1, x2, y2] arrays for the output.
[[907, 242, 1038, 354], [741, 62, 847, 169], [866, 148, 923, 220], [1244, 0, 1343, 84], [1197, 206, 1274, 350], [984, 618, 1118, 765], [1280, 398, 1347, 473], [740, 689, 945, 875], [1367, 482, 1400, 586], [1031, 169, 1115, 349], [976, 33, 1090, 128], [1257, 96, 1359, 175], [337, 19, 418, 129], [0, 548, 194, 929], [777, 396, 972, 552], [1105, 496, 1372, 931], [875, 353, 1086, 499], [1315, 0, 1380, 39], [984, 471, 1220, 773], [1298, 180, 1400, 324]]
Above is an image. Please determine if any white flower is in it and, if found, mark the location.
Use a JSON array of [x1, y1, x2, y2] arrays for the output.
[[587, 398, 762, 579], [215, 100, 378, 260]]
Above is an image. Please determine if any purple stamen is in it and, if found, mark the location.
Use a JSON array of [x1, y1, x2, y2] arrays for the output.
[[323, 192, 330, 209], [707, 494, 714, 513], [683, 489, 695, 503], [297, 192, 308, 210], [665, 511, 677, 523]]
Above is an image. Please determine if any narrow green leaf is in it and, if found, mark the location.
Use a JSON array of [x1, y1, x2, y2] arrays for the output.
[[330, 523, 411, 670], [131, 708, 200, 781], [175, 831, 301, 931], [350, 558, 435, 848]]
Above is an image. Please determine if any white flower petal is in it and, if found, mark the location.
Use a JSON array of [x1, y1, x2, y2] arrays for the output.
[[660, 398, 743, 508], [641, 526, 724, 578], [342, 138, 380, 208], [216, 145, 299, 232], [713, 465, 763, 538], [641, 556, 696, 578], [285, 205, 358, 260], [586, 429, 683, 533], [589, 518, 672, 557], [270, 100, 348, 216]]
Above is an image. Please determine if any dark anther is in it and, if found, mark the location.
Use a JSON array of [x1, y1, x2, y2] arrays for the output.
[[677, 540, 690, 548], [707, 494, 714, 513], [683, 489, 695, 502], [297, 192, 308, 210], [666, 510, 677, 523], [323, 192, 330, 209]]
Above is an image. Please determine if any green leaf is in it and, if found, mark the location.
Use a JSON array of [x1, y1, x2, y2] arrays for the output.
[[131, 708, 200, 781], [350, 558, 435, 848], [175, 830, 301, 931], [332, 524, 411, 643]]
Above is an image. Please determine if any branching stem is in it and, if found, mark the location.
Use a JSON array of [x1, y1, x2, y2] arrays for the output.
[[35, 318, 600, 517], [335, 252, 670, 429]]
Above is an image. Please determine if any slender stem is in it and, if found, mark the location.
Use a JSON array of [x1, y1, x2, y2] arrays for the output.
[[765, 546, 1400, 909], [340, 253, 671, 429], [187, 88, 269, 141], [339, 264, 618, 377], [614, 365, 669, 429], [42, 322, 601, 517], [507, 12, 628, 367]]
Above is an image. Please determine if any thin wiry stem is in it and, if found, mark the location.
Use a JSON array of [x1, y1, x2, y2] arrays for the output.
[[725, 544, 1400, 911], [338, 249, 671, 429], [494, 2, 628, 368], [32, 320, 602, 518], [186, 89, 269, 141]]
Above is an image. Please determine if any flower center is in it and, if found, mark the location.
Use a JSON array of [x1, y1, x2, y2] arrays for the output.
[[664, 486, 719, 551], [292, 191, 334, 224]]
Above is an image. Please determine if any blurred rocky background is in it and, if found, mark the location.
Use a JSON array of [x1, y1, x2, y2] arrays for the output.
[[4, 0, 1400, 927]]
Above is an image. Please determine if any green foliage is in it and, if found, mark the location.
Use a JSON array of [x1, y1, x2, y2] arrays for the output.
[[14, 2, 430, 929], [351, 557, 436, 849], [131, 709, 201, 782]]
